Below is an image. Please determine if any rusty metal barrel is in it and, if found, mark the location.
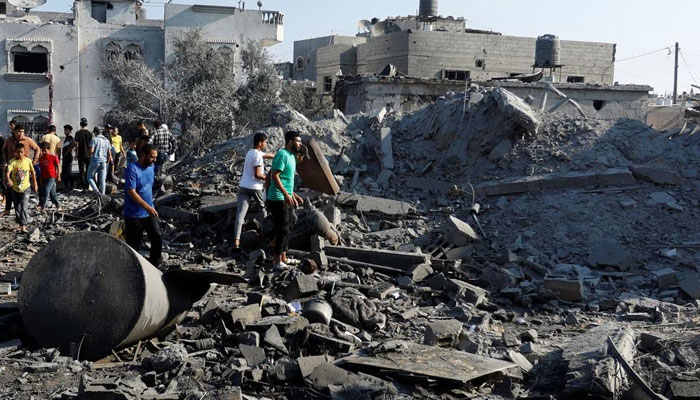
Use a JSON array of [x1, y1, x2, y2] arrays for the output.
[[18, 231, 173, 360]]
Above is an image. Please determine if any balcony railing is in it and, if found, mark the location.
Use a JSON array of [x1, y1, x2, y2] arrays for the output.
[[261, 11, 283, 25]]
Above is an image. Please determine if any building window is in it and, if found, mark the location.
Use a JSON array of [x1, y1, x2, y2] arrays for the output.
[[105, 42, 122, 61], [124, 44, 142, 60], [443, 70, 470, 81], [475, 59, 484, 68], [11, 45, 48, 73], [323, 76, 332, 93], [92, 1, 108, 23], [567, 76, 585, 83], [296, 56, 305, 70], [0, 2, 7, 15]]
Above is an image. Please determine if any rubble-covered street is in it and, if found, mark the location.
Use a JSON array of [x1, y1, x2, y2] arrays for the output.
[[2, 86, 700, 400]]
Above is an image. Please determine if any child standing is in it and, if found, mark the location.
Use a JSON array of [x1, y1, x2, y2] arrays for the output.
[[126, 139, 138, 165], [38, 142, 61, 210], [5, 144, 38, 232]]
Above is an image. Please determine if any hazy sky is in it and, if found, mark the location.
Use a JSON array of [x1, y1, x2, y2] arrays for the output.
[[38, 0, 700, 95]]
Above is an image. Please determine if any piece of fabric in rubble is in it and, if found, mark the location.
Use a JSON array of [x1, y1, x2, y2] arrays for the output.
[[330, 288, 386, 332]]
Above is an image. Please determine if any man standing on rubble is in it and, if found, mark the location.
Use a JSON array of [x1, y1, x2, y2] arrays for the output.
[[74, 118, 93, 191], [87, 126, 113, 195], [123, 143, 162, 268], [267, 131, 304, 271], [151, 121, 176, 175], [232, 132, 274, 250]]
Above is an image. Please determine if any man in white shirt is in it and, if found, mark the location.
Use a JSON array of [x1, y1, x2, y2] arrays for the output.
[[233, 132, 274, 249]]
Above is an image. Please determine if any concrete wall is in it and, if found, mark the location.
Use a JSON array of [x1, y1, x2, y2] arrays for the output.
[[293, 35, 365, 82], [335, 78, 650, 121], [164, 3, 283, 71], [356, 31, 410, 76], [494, 82, 650, 121], [316, 44, 357, 93], [404, 31, 615, 84], [647, 105, 686, 131]]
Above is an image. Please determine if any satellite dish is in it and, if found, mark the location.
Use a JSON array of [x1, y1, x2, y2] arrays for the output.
[[7, 0, 47, 14], [357, 19, 371, 33], [371, 20, 401, 37]]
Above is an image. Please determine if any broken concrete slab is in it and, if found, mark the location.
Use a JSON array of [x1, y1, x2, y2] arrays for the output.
[[284, 275, 319, 300], [239, 344, 266, 367], [679, 274, 700, 300], [230, 304, 262, 325], [444, 279, 488, 306], [298, 136, 341, 195], [263, 325, 288, 354], [379, 127, 394, 170], [543, 278, 585, 302], [630, 165, 683, 185], [587, 241, 632, 270], [407, 264, 433, 283], [297, 355, 333, 379], [445, 215, 479, 246], [340, 340, 516, 384], [507, 350, 533, 373], [653, 268, 679, 289], [158, 206, 198, 224], [323, 245, 429, 270], [404, 177, 455, 193], [475, 168, 635, 196], [424, 319, 463, 347], [648, 192, 684, 210], [199, 196, 238, 215], [561, 324, 636, 399], [336, 192, 413, 219]]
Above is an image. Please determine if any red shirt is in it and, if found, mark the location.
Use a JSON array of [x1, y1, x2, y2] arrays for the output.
[[39, 153, 60, 179]]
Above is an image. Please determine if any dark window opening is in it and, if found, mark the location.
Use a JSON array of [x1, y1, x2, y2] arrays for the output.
[[92, 1, 107, 23], [475, 59, 484, 68], [323, 76, 333, 93], [296, 57, 305, 70], [13, 52, 48, 73], [443, 70, 470, 81], [124, 46, 142, 60], [593, 100, 606, 111], [567, 76, 585, 83], [510, 73, 525, 77], [0, 3, 7, 14]]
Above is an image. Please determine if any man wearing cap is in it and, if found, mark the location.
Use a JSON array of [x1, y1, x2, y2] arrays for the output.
[[87, 125, 113, 195], [75, 118, 93, 190]]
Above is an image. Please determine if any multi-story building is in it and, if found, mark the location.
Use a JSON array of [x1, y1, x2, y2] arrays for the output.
[[0, 0, 283, 138]]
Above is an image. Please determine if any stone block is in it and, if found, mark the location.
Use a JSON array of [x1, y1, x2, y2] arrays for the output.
[[284, 275, 319, 300], [444, 278, 487, 305], [445, 215, 479, 246], [587, 242, 632, 270], [424, 319, 463, 347], [543, 278, 585, 302], [630, 165, 683, 185], [679, 275, 700, 300], [379, 127, 394, 170], [239, 344, 266, 367], [407, 264, 433, 283], [653, 268, 679, 289], [230, 304, 262, 325]]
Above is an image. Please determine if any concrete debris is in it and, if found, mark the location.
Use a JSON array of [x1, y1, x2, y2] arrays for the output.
[[2, 76, 700, 400]]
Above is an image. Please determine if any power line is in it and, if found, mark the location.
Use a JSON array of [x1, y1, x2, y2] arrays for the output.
[[679, 50, 699, 85], [615, 46, 673, 63]]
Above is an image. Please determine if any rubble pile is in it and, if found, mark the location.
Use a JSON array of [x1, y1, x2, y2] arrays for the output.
[[2, 87, 700, 400]]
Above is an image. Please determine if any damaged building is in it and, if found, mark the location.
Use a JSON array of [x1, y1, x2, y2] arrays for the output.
[[293, 0, 616, 95], [0, 0, 283, 137]]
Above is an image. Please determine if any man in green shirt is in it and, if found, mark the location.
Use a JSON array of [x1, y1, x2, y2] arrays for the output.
[[267, 131, 304, 271]]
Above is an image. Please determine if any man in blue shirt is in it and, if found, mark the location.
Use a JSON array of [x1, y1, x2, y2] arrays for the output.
[[123, 143, 162, 268]]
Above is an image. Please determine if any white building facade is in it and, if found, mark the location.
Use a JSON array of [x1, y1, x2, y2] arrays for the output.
[[0, 0, 283, 138]]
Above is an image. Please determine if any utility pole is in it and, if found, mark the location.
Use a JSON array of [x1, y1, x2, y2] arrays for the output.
[[673, 42, 679, 105]]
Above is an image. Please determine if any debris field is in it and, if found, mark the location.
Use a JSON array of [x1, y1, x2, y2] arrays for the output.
[[1, 87, 700, 400]]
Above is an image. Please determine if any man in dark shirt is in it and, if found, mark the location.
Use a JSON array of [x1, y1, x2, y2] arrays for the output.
[[61, 125, 76, 192], [74, 118, 93, 190]]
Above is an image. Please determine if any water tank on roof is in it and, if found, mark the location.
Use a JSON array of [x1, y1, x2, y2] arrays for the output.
[[535, 34, 561, 67], [419, 0, 438, 17]]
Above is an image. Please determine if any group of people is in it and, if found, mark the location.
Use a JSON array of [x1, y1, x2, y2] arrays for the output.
[[1, 116, 303, 272]]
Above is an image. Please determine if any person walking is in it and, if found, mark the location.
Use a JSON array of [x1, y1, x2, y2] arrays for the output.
[[5, 143, 38, 232], [74, 118, 93, 190], [38, 142, 61, 210], [267, 131, 304, 271], [87, 126, 113, 195], [150, 121, 175, 175], [61, 125, 76, 192], [0, 120, 13, 208], [123, 143, 162, 268], [232, 132, 274, 250], [2, 124, 40, 216]]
